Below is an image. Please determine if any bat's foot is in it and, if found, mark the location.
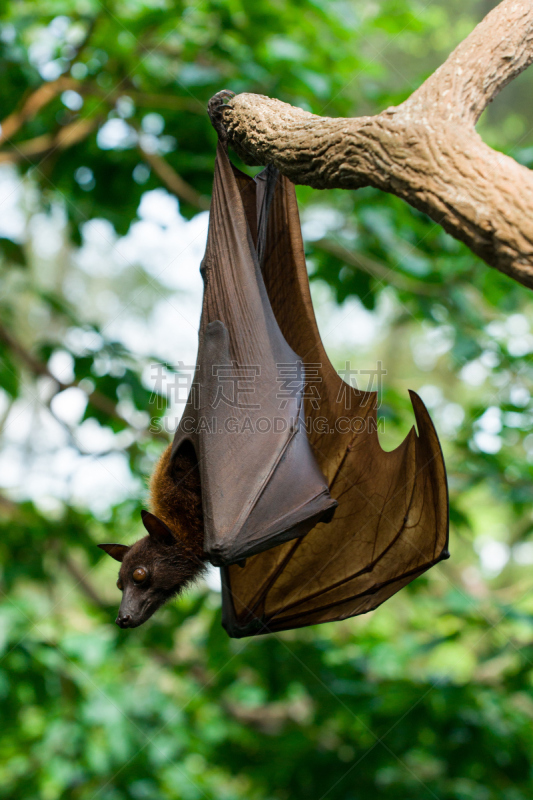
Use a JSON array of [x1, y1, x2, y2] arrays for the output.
[[208, 90, 236, 141]]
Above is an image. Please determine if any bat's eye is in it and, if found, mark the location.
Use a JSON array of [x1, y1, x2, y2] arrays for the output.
[[133, 567, 148, 583], [116, 579, 123, 591]]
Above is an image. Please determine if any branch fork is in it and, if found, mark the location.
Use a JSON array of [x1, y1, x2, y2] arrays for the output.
[[220, 0, 533, 289]]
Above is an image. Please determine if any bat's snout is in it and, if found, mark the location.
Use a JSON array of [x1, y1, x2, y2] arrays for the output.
[[116, 613, 132, 628]]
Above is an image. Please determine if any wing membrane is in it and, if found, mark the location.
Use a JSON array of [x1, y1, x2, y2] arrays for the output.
[[221, 167, 449, 636]]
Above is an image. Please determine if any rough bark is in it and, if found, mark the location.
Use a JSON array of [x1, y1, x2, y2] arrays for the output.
[[221, 0, 533, 289]]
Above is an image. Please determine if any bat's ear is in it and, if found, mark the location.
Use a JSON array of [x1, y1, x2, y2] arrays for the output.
[[141, 510, 175, 546], [98, 543, 131, 562]]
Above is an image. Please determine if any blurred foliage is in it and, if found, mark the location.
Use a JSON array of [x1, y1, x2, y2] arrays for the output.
[[1, 0, 533, 798]]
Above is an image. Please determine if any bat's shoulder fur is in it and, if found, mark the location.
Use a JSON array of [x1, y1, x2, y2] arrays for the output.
[[149, 442, 204, 558]]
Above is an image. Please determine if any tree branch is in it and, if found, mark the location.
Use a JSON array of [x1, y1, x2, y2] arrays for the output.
[[0, 322, 166, 439], [0, 118, 99, 164], [222, 0, 533, 290], [126, 91, 203, 113], [409, 1, 533, 125], [0, 18, 98, 146], [138, 146, 210, 210], [312, 238, 437, 295], [0, 76, 78, 146], [61, 554, 107, 609]]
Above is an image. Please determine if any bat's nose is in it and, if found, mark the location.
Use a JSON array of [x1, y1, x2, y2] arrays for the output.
[[116, 614, 132, 628]]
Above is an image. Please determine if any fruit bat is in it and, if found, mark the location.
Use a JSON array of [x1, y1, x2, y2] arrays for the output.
[[99, 101, 448, 634], [98, 133, 339, 627]]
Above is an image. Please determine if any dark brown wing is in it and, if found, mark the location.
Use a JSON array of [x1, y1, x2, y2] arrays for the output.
[[221, 168, 449, 637], [171, 144, 336, 566]]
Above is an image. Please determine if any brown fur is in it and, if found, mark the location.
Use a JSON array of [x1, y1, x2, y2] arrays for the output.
[[149, 441, 204, 557]]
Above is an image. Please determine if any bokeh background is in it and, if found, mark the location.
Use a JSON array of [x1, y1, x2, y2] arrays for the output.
[[1, 1, 533, 798]]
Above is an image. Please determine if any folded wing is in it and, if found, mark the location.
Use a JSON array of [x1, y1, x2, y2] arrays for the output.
[[171, 144, 337, 566]]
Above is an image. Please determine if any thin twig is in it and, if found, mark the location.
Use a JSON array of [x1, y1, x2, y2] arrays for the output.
[[0, 322, 166, 439], [139, 146, 210, 210], [312, 238, 437, 295]]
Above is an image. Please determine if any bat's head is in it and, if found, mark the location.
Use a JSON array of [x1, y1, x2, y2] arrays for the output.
[[98, 510, 205, 629]]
